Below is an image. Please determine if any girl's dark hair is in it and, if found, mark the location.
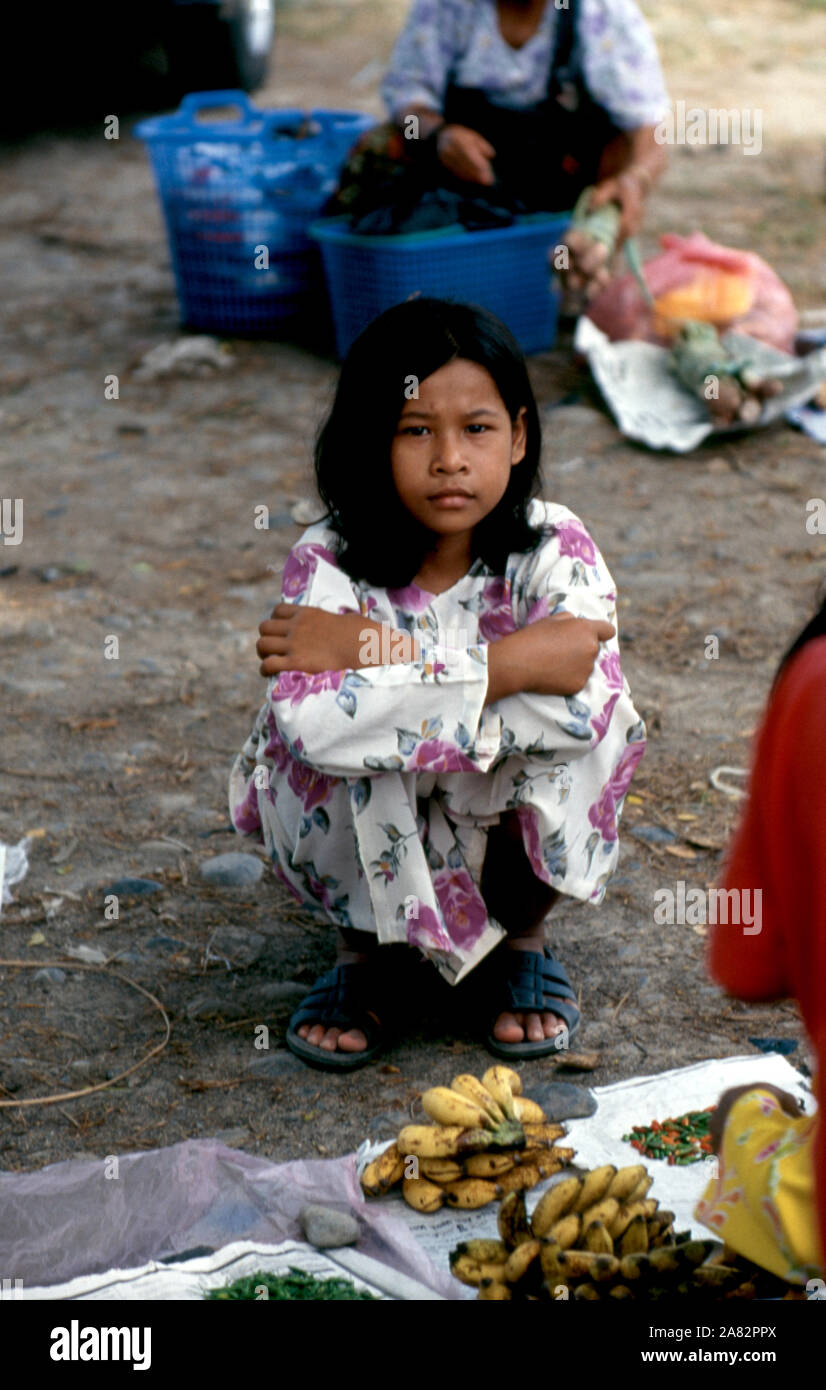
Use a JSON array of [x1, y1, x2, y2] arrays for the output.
[[314, 297, 544, 586], [773, 581, 826, 687]]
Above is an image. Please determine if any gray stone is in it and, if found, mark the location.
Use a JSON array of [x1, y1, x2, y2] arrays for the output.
[[105, 877, 163, 897], [299, 1203, 360, 1250], [200, 852, 264, 887], [522, 1081, 598, 1121], [186, 995, 246, 1022], [33, 967, 66, 986], [208, 926, 267, 967], [247, 1051, 307, 1078]]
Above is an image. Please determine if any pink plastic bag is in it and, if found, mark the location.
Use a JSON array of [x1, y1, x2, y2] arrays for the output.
[[586, 232, 798, 353]]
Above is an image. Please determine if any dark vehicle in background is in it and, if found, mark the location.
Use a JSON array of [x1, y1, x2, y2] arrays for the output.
[[7, 0, 276, 130], [161, 0, 277, 95]]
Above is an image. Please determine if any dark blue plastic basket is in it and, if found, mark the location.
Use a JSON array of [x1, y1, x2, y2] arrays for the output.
[[135, 91, 375, 336], [310, 211, 572, 358]]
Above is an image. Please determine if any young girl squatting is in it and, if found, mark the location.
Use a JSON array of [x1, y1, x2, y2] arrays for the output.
[[229, 299, 645, 1070]]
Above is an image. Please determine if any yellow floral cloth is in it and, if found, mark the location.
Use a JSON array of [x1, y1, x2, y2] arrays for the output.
[[694, 1087, 823, 1283]]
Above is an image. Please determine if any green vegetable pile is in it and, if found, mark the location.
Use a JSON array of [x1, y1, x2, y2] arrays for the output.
[[205, 1267, 380, 1301]]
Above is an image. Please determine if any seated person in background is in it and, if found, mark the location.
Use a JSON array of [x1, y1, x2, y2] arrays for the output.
[[329, 0, 668, 295], [695, 594, 826, 1284]]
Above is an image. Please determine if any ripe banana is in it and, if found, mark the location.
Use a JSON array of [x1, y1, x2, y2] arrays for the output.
[[579, 1196, 620, 1231], [451, 1074, 506, 1124], [521, 1123, 567, 1148], [573, 1163, 616, 1212], [458, 1239, 509, 1264], [606, 1164, 648, 1203], [548, 1214, 581, 1250], [539, 1240, 565, 1284], [609, 1200, 649, 1241], [692, 1264, 741, 1288], [396, 1124, 490, 1158], [530, 1176, 582, 1237], [514, 1140, 565, 1166], [620, 1252, 649, 1282], [481, 1065, 519, 1119], [573, 1282, 601, 1300], [463, 1152, 515, 1179], [402, 1176, 444, 1213], [609, 1284, 634, 1300], [627, 1172, 654, 1203], [496, 1164, 542, 1196], [533, 1154, 565, 1181], [504, 1239, 542, 1284], [647, 1245, 684, 1274], [583, 1219, 614, 1255], [619, 1215, 649, 1256], [360, 1142, 405, 1196], [558, 1251, 619, 1282], [421, 1086, 496, 1131], [442, 1178, 500, 1209], [420, 1157, 464, 1183], [682, 1239, 717, 1267], [449, 1254, 510, 1286], [477, 1279, 512, 1300], [511, 1096, 546, 1124], [498, 1190, 531, 1247]]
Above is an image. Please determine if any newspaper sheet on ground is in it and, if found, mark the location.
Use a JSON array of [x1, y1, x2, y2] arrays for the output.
[[357, 1053, 813, 1300], [575, 316, 826, 452]]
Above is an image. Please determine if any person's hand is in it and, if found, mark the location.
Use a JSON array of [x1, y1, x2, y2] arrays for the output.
[[513, 612, 616, 697], [560, 172, 648, 303], [257, 604, 419, 676], [562, 228, 613, 301], [436, 124, 496, 185], [709, 1084, 805, 1155], [526, 613, 616, 695], [590, 169, 647, 242]]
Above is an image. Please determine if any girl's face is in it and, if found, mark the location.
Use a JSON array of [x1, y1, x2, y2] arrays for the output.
[[390, 358, 527, 545]]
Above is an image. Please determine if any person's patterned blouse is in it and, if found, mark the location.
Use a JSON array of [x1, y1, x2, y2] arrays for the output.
[[230, 499, 645, 984], [381, 0, 670, 130]]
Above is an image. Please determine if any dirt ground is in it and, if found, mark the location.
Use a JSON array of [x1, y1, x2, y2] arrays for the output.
[[1, 0, 825, 1173]]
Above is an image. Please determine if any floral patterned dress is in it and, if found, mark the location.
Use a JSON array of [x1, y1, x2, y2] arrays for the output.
[[229, 499, 645, 984]]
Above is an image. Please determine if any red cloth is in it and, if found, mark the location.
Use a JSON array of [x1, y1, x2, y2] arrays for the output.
[[708, 636, 826, 1267]]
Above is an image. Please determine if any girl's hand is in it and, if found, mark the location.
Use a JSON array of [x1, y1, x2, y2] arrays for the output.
[[709, 1084, 805, 1155], [521, 613, 616, 695], [436, 124, 496, 185], [257, 604, 419, 676], [486, 613, 615, 704]]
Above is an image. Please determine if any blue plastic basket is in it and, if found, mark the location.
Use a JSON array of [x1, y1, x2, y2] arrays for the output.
[[310, 211, 572, 358], [135, 91, 375, 336]]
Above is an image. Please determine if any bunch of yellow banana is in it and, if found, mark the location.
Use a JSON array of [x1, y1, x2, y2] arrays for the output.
[[450, 1163, 796, 1301], [360, 1067, 576, 1214]]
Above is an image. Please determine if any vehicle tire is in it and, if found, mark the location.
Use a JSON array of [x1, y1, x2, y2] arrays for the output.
[[166, 0, 276, 95]]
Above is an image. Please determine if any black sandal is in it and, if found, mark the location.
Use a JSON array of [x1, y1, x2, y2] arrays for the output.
[[286, 962, 385, 1073], [484, 946, 581, 1061]]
